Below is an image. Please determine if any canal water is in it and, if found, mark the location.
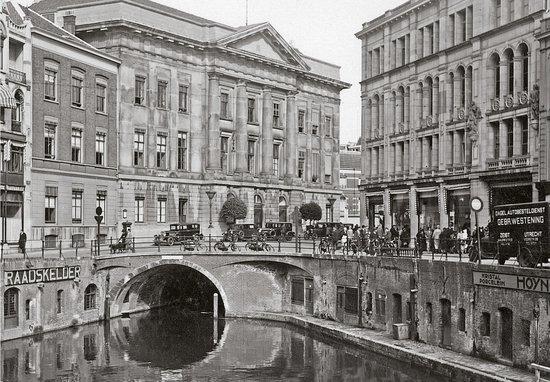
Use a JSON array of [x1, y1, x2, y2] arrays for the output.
[[2, 307, 450, 381]]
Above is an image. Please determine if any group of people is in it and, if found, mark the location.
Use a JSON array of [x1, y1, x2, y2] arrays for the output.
[[416, 223, 472, 254]]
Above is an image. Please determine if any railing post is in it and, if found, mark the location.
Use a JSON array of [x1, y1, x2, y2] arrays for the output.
[[278, 237, 281, 252], [110, 237, 113, 246], [157, 238, 160, 252], [75, 244, 79, 258], [41, 240, 45, 259], [312, 237, 316, 256], [132, 237, 135, 253], [59, 240, 62, 258], [209, 234, 212, 252]]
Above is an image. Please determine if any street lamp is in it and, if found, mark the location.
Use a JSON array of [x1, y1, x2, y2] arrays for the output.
[[327, 196, 336, 222], [206, 189, 216, 229], [358, 272, 365, 327]]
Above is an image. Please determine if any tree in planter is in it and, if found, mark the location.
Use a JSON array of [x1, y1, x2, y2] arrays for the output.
[[220, 197, 247, 226], [299, 202, 322, 225]]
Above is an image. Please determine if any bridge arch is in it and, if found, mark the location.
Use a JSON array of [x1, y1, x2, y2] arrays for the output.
[[109, 259, 229, 317]]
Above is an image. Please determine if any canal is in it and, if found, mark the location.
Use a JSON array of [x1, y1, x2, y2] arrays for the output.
[[2, 307, 451, 381]]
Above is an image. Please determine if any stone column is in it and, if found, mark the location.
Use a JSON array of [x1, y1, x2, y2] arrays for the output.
[[404, 88, 410, 129], [422, 137, 430, 169], [207, 74, 221, 170], [396, 141, 403, 174], [261, 87, 274, 175], [234, 80, 248, 173], [404, 140, 410, 174], [389, 143, 395, 175], [500, 63, 508, 97], [513, 118, 522, 156], [465, 71, 472, 106], [365, 148, 371, 179], [285, 92, 297, 178], [379, 95, 385, 136], [432, 134, 439, 170], [415, 138, 423, 171]]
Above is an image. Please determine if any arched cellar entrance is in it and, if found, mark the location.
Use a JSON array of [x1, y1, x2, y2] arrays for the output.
[[113, 264, 226, 318]]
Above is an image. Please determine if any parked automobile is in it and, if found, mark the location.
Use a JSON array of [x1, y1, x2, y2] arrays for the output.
[[227, 224, 259, 241], [154, 223, 202, 246], [311, 222, 342, 238], [260, 222, 294, 241]]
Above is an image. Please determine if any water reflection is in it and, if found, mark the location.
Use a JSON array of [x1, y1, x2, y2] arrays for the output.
[[2, 307, 450, 381]]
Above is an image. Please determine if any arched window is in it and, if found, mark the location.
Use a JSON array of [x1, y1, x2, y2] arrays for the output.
[[504, 48, 514, 95], [12, 90, 23, 132], [490, 53, 501, 98], [278, 196, 288, 222], [4, 288, 19, 328], [518, 43, 529, 92], [398, 86, 405, 124], [457, 66, 466, 108], [426, 77, 433, 116], [419, 82, 424, 119], [84, 284, 97, 310], [254, 194, 263, 228], [449, 73, 455, 114]]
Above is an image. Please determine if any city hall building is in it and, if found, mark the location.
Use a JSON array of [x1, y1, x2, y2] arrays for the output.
[[32, 0, 350, 237], [357, 0, 544, 238]]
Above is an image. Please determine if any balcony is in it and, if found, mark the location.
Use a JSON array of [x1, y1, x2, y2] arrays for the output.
[[8, 68, 26, 85], [486, 155, 530, 170], [447, 164, 471, 175]]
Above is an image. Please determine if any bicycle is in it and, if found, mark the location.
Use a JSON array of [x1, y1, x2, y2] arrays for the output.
[[180, 234, 207, 252]]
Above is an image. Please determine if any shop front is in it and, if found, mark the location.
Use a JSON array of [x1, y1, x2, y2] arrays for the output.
[[447, 188, 470, 231], [417, 189, 439, 230], [390, 192, 410, 230], [366, 194, 384, 229], [490, 183, 532, 210]]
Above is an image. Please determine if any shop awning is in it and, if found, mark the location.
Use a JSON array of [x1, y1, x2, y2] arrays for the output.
[[0, 85, 16, 109]]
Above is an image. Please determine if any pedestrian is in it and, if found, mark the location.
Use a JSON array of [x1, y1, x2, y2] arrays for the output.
[[18, 229, 27, 255], [416, 228, 427, 253], [432, 224, 442, 253]]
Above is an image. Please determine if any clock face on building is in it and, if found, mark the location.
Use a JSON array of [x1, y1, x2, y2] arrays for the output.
[[470, 197, 483, 212]]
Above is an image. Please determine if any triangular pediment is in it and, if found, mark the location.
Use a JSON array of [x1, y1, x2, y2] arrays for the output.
[[217, 23, 310, 71]]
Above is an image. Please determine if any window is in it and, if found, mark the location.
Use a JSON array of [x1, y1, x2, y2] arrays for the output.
[[157, 81, 167, 109], [178, 198, 187, 223], [273, 102, 280, 128], [56, 290, 63, 314], [135, 197, 144, 223], [247, 97, 256, 123], [521, 318, 531, 346], [96, 82, 106, 113], [344, 287, 358, 314], [84, 284, 97, 310], [6, 146, 23, 173], [178, 85, 188, 112], [312, 152, 320, 182], [506, 121, 513, 157], [521, 117, 529, 155], [221, 136, 229, 172], [324, 116, 332, 137], [220, 92, 230, 119], [481, 312, 490, 336], [71, 72, 83, 107], [135, 76, 145, 105], [71, 128, 82, 162], [426, 302, 433, 324], [324, 154, 332, 183], [177, 132, 187, 170], [96, 191, 106, 224], [291, 277, 305, 304], [156, 134, 167, 168], [298, 110, 305, 133], [458, 307, 466, 332], [72, 190, 83, 223], [133, 131, 144, 166], [12, 91, 23, 132], [273, 144, 280, 177], [492, 122, 500, 158], [157, 197, 166, 223], [509, 0, 515, 21], [523, 0, 529, 16], [298, 150, 305, 179], [375, 291, 386, 322], [25, 299, 30, 320], [312, 123, 318, 135], [44, 123, 56, 159], [366, 292, 373, 314], [44, 67, 57, 101], [247, 139, 255, 173], [95, 133, 106, 166], [45, 186, 57, 223], [4, 288, 18, 327]]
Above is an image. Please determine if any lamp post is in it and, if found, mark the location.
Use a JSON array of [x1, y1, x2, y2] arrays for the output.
[[206, 189, 216, 229], [327, 196, 336, 222], [358, 272, 364, 327]]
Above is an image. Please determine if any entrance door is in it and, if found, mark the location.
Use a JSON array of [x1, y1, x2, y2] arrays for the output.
[[393, 293, 403, 324], [305, 278, 314, 315], [500, 307, 513, 360], [440, 299, 452, 348], [178, 198, 187, 224]]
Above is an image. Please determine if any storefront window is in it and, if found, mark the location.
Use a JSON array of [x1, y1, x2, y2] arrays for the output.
[[418, 191, 439, 230], [367, 196, 384, 229], [391, 193, 410, 230], [447, 189, 470, 231]]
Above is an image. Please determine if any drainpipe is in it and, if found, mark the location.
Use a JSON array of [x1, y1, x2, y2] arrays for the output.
[[534, 302, 540, 363]]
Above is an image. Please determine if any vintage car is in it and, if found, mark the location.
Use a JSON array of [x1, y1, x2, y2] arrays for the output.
[[227, 224, 259, 241], [310, 222, 353, 238], [259, 222, 295, 241], [154, 223, 202, 246]]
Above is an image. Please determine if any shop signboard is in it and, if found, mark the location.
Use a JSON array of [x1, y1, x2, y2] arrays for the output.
[[4, 265, 81, 286], [473, 271, 550, 293], [493, 202, 549, 251]]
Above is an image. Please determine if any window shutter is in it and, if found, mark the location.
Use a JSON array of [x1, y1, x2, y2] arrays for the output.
[[324, 154, 332, 176], [228, 89, 234, 119]]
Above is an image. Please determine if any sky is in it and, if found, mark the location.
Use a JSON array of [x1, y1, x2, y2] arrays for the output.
[[24, 0, 405, 143]]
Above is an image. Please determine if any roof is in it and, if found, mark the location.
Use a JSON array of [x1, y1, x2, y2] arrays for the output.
[[30, 0, 232, 29], [340, 152, 361, 171], [5, 2, 24, 25], [20, 5, 118, 63]]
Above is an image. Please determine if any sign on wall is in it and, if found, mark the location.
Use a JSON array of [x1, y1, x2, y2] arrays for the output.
[[4, 266, 81, 287], [473, 271, 550, 294]]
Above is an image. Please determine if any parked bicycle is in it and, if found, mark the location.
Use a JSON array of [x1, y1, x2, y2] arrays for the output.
[[180, 234, 207, 252], [245, 235, 273, 252]]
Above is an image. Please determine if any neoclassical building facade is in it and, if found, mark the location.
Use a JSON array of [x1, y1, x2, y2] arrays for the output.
[[32, 0, 349, 237], [357, 0, 544, 237]]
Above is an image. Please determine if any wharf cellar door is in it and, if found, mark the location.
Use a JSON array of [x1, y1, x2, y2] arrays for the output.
[[499, 307, 513, 360], [440, 298, 452, 349]]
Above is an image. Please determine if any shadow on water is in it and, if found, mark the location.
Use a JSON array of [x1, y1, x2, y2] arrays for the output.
[[1, 306, 456, 381]]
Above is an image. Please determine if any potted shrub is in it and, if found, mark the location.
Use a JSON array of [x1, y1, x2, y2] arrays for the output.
[[220, 197, 247, 226]]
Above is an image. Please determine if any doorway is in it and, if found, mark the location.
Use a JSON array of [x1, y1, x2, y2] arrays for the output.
[[305, 278, 314, 315], [499, 307, 513, 360], [393, 293, 403, 324], [440, 298, 452, 348]]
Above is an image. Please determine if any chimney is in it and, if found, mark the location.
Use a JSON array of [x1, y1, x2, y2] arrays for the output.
[[63, 14, 76, 35]]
